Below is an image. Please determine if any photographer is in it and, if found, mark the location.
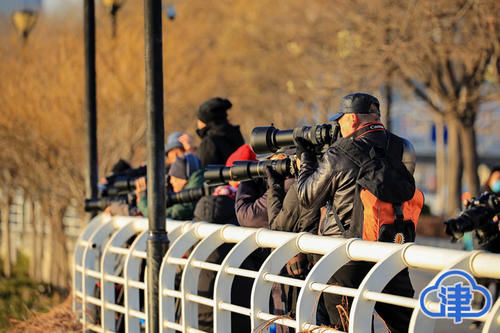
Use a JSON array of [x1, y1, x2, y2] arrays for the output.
[[230, 144, 270, 228], [196, 97, 245, 166], [266, 156, 321, 235], [478, 167, 500, 253], [296, 93, 417, 332], [135, 153, 204, 220], [444, 189, 500, 329], [266, 155, 322, 322], [101, 159, 139, 216]]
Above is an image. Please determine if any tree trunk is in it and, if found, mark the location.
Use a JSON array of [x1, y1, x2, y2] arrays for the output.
[[49, 215, 58, 286], [51, 204, 70, 288], [382, 82, 392, 131], [445, 116, 463, 217], [23, 196, 35, 278], [1, 192, 12, 277], [1, 188, 13, 278], [458, 117, 480, 197], [31, 199, 40, 281], [434, 116, 446, 216], [39, 209, 49, 283]]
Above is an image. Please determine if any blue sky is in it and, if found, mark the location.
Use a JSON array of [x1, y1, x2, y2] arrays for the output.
[[0, 0, 74, 13]]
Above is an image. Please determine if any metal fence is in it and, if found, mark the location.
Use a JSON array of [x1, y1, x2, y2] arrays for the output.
[[73, 215, 500, 332]]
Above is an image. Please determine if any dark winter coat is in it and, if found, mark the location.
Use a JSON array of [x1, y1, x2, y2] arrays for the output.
[[196, 121, 245, 166], [267, 180, 320, 234]]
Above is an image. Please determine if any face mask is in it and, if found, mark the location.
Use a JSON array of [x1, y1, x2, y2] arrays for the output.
[[492, 180, 500, 194], [196, 128, 205, 138]]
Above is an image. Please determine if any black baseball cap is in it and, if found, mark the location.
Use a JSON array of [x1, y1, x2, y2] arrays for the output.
[[328, 93, 380, 121]]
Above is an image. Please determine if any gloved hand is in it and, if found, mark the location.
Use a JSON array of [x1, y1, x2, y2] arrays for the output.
[[286, 253, 309, 278], [294, 137, 315, 160], [444, 216, 466, 242], [265, 165, 285, 188]]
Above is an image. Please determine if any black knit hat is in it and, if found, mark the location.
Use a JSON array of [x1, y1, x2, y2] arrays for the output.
[[197, 97, 232, 123], [111, 159, 131, 174], [329, 93, 380, 121]]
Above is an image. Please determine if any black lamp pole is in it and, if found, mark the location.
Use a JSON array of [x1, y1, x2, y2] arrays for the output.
[[84, 0, 98, 210], [144, 0, 169, 331]]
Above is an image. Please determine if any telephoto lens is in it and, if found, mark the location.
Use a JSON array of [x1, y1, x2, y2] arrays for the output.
[[84, 196, 129, 212], [204, 159, 292, 184], [166, 187, 207, 206], [250, 123, 340, 154], [250, 125, 295, 154], [444, 192, 500, 241]]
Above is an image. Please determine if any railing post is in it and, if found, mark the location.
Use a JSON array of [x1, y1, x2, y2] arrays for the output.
[[83, 0, 98, 211], [144, 0, 169, 331]]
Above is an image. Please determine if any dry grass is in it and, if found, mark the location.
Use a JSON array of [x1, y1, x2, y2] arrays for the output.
[[7, 297, 81, 333]]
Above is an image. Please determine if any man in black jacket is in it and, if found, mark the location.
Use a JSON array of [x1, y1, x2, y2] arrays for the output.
[[296, 93, 416, 332], [196, 97, 245, 166]]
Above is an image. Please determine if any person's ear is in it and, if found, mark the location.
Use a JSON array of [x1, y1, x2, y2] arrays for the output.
[[351, 114, 360, 128]]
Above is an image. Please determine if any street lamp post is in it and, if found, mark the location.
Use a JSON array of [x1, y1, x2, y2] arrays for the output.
[[11, 9, 38, 44], [144, 0, 168, 331], [84, 0, 98, 213], [102, 0, 125, 38]]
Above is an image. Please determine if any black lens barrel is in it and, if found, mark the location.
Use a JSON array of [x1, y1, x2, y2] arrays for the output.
[[250, 126, 295, 154], [166, 187, 206, 206], [204, 159, 291, 184], [85, 196, 127, 212], [251, 124, 335, 154]]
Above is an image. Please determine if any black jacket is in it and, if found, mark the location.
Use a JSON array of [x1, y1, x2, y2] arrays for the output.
[[297, 124, 413, 237], [196, 121, 245, 166], [267, 180, 320, 234]]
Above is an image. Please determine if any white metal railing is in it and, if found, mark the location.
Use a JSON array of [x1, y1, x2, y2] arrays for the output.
[[73, 215, 500, 333]]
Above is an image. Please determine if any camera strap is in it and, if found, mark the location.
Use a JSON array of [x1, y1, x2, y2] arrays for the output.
[[326, 199, 345, 233], [352, 122, 385, 140]]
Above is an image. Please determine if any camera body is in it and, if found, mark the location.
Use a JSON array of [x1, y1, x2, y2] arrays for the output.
[[99, 165, 147, 197], [250, 123, 340, 154], [444, 192, 500, 246]]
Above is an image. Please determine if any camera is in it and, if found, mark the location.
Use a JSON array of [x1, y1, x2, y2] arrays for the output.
[[444, 192, 500, 244], [85, 185, 212, 212], [204, 159, 295, 184], [99, 165, 147, 197], [84, 195, 131, 212], [250, 123, 340, 154]]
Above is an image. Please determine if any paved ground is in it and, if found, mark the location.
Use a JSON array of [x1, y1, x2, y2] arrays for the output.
[[373, 236, 484, 332]]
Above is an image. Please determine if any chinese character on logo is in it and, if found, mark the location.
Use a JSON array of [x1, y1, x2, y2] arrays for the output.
[[419, 269, 492, 324]]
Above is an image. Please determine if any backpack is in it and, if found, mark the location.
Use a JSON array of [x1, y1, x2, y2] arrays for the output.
[[335, 132, 424, 244]]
